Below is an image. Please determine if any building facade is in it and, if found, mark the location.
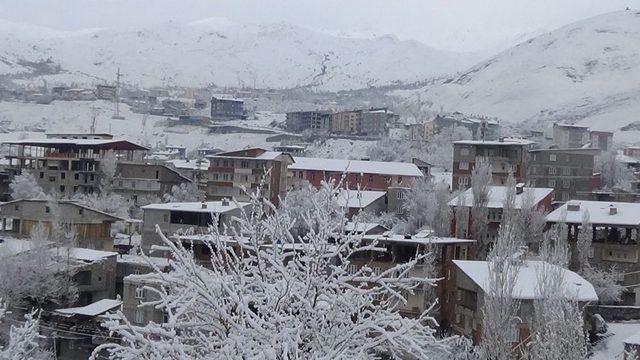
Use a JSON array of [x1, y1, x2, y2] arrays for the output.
[[211, 96, 245, 120], [285, 110, 332, 133], [114, 162, 192, 205], [552, 123, 590, 148]]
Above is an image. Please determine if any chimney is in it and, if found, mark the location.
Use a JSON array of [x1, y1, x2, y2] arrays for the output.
[[222, 198, 230, 206], [609, 204, 617, 215], [201, 202, 208, 209], [515, 183, 524, 195]]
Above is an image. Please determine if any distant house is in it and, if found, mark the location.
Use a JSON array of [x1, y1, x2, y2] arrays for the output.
[[114, 162, 192, 205], [0, 199, 124, 250], [288, 157, 423, 191], [211, 95, 245, 120], [452, 260, 597, 346]]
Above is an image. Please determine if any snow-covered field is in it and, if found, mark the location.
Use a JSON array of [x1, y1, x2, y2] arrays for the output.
[[591, 322, 640, 359]]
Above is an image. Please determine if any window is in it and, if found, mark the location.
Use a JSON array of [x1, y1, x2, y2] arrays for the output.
[[59, 185, 65, 193], [372, 267, 381, 276], [134, 309, 144, 324], [458, 176, 469, 188], [459, 161, 469, 170], [155, 170, 159, 179], [163, 214, 169, 222], [456, 290, 462, 301], [530, 166, 536, 175], [45, 206, 51, 213], [14, 205, 19, 211], [563, 167, 571, 176], [90, 174, 95, 181], [240, 161, 249, 168], [135, 287, 145, 299], [73, 186, 78, 193], [549, 167, 556, 175], [549, 154, 557, 162], [396, 191, 406, 200], [548, 179, 556, 187], [507, 323, 519, 343], [79, 208, 84, 215], [74, 271, 92, 285], [48, 176, 56, 182], [563, 179, 571, 188], [347, 264, 358, 275], [39, 172, 44, 179], [61, 172, 66, 179], [75, 173, 79, 180], [460, 148, 470, 156]]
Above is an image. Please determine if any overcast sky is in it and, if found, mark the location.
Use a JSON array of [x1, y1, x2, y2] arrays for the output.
[[0, 0, 635, 52]]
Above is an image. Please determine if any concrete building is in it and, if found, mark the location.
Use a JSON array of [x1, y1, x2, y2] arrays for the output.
[[528, 148, 600, 203], [590, 130, 614, 151], [122, 274, 166, 326], [546, 200, 640, 297], [206, 148, 293, 205], [331, 110, 358, 134], [452, 139, 535, 191], [140, 200, 251, 252], [337, 189, 387, 219], [285, 110, 332, 133], [211, 95, 245, 120], [3, 135, 148, 196], [288, 157, 423, 191], [356, 108, 398, 137], [0, 199, 124, 250], [624, 147, 640, 159], [553, 123, 590, 148], [449, 184, 554, 250], [428, 113, 500, 141], [114, 162, 192, 205], [452, 260, 597, 346]]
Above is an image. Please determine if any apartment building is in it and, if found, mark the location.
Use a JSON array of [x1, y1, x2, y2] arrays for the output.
[[2, 135, 148, 196], [331, 110, 358, 134], [0, 199, 124, 250], [590, 130, 614, 151], [428, 113, 500, 141], [452, 138, 535, 191], [206, 148, 293, 204], [211, 95, 245, 120], [288, 157, 423, 191], [528, 148, 600, 203], [552, 123, 590, 148], [114, 162, 192, 205], [285, 110, 332, 133]]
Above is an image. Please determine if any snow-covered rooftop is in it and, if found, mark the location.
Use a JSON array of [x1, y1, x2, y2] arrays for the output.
[[364, 233, 475, 246], [3, 138, 148, 150], [453, 138, 535, 146], [166, 158, 210, 170], [343, 222, 388, 234], [142, 201, 250, 214], [337, 190, 386, 209], [624, 331, 640, 346], [209, 150, 284, 161], [449, 186, 554, 209], [55, 299, 122, 317], [289, 157, 423, 177], [546, 200, 640, 226], [0, 238, 52, 257], [117, 254, 171, 268], [51, 248, 118, 262], [454, 260, 598, 301]]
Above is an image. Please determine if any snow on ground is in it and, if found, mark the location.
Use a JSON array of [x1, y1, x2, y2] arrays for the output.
[[305, 138, 374, 160], [0, 100, 281, 152], [591, 322, 640, 360]]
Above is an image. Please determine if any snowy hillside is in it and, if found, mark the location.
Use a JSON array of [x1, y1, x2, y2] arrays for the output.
[[0, 18, 476, 91], [401, 10, 640, 141]]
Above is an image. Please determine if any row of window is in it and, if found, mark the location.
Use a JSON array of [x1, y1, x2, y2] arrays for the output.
[[39, 171, 94, 182], [211, 173, 254, 183]]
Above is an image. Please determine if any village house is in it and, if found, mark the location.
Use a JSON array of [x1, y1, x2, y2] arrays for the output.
[[2, 135, 148, 196], [165, 158, 210, 184], [527, 148, 600, 203], [452, 259, 597, 347], [452, 138, 535, 191], [122, 274, 166, 327], [0, 199, 124, 250], [449, 184, 554, 250], [140, 200, 251, 252], [205, 148, 293, 205], [288, 157, 423, 191], [114, 162, 192, 205], [546, 200, 640, 302], [115, 254, 171, 296]]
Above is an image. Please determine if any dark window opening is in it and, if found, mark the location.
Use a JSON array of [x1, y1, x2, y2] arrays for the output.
[[170, 211, 215, 227]]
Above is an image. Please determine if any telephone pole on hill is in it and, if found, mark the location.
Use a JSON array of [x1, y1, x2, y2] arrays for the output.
[[112, 68, 125, 120]]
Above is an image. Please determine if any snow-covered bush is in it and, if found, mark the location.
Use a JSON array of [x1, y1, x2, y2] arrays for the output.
[[0, 302, 53, 360], [9, 170, 46, 200], [163, 182, 205, 203]]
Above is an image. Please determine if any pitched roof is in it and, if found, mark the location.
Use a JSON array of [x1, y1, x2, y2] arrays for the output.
[[289, 157, 423, 177], [336, 190, 386, 209], [55, 299, 122, 317], [3, 138, 148, 151], [141, 201, 250, 214], [0, 199, 126, 222], [453, 138, 535, 146], [454, 260, 598, 301], [449, 186, 553, 209], [546, 200, 640, 226]]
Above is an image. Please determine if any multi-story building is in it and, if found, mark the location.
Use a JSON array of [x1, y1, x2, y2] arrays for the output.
[[288, 157, 423, 191], [0, 199, 124, 250], [624, 147, 640, 159], [356, 108, 398, 137], [428, 113, 500, 141], [452, 259, 597, 346], [527, 148, 600, 203], [140, 200, 251, 252], [331, 110, 358, 134], [552, 123, 590, 148], [211, 95, 245, 120], [122, 274, 166, 326], [114, 162, 192, 205], [449, 184, 553, 250], [590, 130, 614, 151], [452, 138, 535, 191], [285, 110, 332, 133], [206, 148, 293, 204], [2, 135, 148, 196]]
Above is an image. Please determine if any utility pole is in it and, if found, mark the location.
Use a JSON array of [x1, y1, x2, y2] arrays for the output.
[[112, 68, 125, 120]]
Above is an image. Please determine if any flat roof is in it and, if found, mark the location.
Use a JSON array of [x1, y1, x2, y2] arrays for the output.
[[142, 201, 250, 214], [554, 123, 589, 129], [454, 138, 535, 146], [364, 233, 475, 246], [454, 260, 598, 301], [546, 200, 640, 226], [3, 138, 149, 151], [449, 186, 554, 209], [55, 299, 122, 317], [289, 157, 423, 177]]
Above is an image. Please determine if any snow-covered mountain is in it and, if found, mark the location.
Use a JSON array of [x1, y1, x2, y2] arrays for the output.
[[0, 18, 477, 91], [403, 10, 640, 138]]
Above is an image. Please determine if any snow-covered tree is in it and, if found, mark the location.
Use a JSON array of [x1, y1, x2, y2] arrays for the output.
[[514, 190, 547, 252], [0, 302, 53, 360], [422, 126, 473, 171], [596, 149, 635, 191], [574, 210, 592, 272], [73, 192, 130, 219], [366, 138, 411, 162], [401, 176, 435, 233], [93, 181, 456, 359], [163, 182, 205, 203], [9, 170, 46, 200], [471, 157, 492, 257], [99, 150, 118, 192], [479, 221, 522, 360], [432, 181, 453, 237], [529, 231, 588, 360], [454, 191, 468, 238], [580, 266, 623, 304]]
